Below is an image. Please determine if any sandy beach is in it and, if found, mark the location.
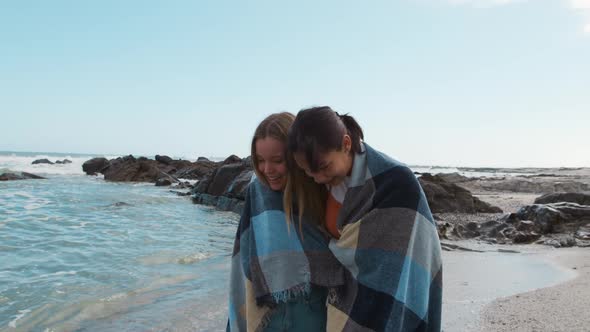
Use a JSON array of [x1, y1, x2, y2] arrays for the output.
[[480, 248, 590, 332], [435, 167, 590, 331]]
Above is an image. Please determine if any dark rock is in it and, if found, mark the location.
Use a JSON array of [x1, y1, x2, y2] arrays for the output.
[[545, 236, 578, 248], [499, 227, 516, 238], [191, 191, 245, 214], [451, 224, 480, 239], [155, 178, 172, 186], [171, 182, 193, 190], [486, 222, 511, 238], [173, 160, 217, 180], [190, 157, 253, 213], [156, 155, 174, 165], [481, 220, 502, 229], [226, 170, 253, 200], [171, 190, 192, 197], [419, 173, 503, 213], [55, 159, 72, 164], [575, 223, 590, 240], [102, 155, 161, 182], [516, 220, 536, 232], [513, 232, 541, 244], [242, 156, 253, 167], [32, 158, 53, 165], [0, 172, 46, 181], [534, 192, 590, 206], [223, 155, 242, 165], [451, 202, 590, 247], [197, 157, 210, 162], [500, 213, 520, 224], [83, 153, 219, 182], [435, 172, 472, 183], [206, 164, 250, 197], [192, 193, 218, 207], [83, 158, 109, 175], [462, 178, 589, 194], [465, 221, 479, 231], [194, 177, 211, 193], [515, 203, 590, 234]]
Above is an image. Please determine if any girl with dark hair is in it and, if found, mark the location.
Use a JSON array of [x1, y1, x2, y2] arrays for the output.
[[286, 106, 443, 332], [227, 112, 344, 332]]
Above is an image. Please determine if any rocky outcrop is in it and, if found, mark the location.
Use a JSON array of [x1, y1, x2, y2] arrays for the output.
[[418, 173, 502, 213], [534, 192, 590, 206], [439, 202, 590, 247], [32, 159, 53, 165], [434, 172, 472, 183], [0, 172, 46, 181], [83, 158, 110, 175], [155, 155, 174, 165], [514, 203, 590, 234], [191, 159, 253, 214], [222, 155, 242, 165], [155, 178, 173, 186], [102, 155, 162, 182], [55, 159, 72, 164], [457, 177, 589, 194], [82, 155, 219, 184]]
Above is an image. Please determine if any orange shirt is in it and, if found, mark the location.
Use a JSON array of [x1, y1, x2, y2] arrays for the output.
[[325, 192, 343, 239]]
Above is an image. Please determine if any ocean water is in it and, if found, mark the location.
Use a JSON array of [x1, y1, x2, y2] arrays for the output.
[[0, 152, 573, 331], [0, 153, 237, 331]]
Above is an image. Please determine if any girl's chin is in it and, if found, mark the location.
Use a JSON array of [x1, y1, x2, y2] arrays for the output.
[[269, 183, 285, 191], [267, 179, 285, 191]]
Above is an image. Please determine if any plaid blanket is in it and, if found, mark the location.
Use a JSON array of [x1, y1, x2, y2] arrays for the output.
[[326, 143, 443, 332], [227, 177, 344, 332]]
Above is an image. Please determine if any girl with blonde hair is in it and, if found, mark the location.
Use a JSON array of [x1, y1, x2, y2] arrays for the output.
[[227, 112, 344, 332]]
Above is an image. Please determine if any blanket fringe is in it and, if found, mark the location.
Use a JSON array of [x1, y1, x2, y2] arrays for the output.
[[327, 287, 341, 306], [270, 282, 311, 304], [255, 308, 276, 332]]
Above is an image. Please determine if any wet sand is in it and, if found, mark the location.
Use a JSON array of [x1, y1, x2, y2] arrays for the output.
[[441, 242, 579, 332], [480, 248, 590, 332]]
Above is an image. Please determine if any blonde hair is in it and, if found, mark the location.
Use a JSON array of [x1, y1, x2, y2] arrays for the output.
[[251, 112, 326, 230], [283, 153, 327, 230], [251, 112, 294, 188]]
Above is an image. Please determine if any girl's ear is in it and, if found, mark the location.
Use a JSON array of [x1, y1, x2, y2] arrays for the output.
[[342, 134, 352, 153]]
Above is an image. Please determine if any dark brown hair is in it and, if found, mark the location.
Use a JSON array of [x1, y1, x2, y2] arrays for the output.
[[287, 106, 364, 172], [284, 106, 363, 230]]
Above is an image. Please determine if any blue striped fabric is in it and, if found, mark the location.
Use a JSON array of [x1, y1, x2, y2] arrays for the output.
[[326, 143, 443, 332], [227, 177, 344, 331]]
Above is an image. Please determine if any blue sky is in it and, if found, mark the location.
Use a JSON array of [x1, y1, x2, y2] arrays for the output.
[[1, 0, 588, 167]]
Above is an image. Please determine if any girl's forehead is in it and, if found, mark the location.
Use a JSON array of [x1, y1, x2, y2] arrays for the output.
[[294, 150, 338, 171]]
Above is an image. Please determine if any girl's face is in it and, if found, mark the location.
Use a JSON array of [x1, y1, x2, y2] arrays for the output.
[[293, 135, 353, 187], [255, 137, 288, 191]]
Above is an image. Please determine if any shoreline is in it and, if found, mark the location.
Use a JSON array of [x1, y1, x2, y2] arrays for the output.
[[479, 247, 590, 332], [441, 242, 580, 332]]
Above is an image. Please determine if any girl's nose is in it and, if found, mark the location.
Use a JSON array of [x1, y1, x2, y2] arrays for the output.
[[264, 163, 273, 174]]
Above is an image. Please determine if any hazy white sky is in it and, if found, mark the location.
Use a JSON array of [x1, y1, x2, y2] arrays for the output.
[[1, 0, 588, 167]]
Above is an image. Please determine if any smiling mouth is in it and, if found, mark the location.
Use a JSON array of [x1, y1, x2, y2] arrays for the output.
[[267, 176, 282, 182]]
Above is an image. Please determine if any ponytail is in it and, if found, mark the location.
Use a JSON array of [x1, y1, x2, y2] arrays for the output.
[[336, 112, 364, 154]]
